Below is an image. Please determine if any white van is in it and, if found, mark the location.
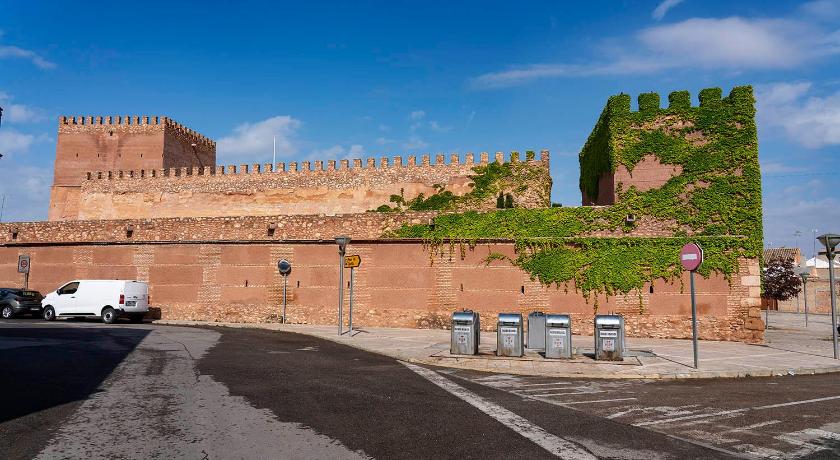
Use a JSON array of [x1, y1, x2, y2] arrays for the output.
[[42, 280, 149, 324]]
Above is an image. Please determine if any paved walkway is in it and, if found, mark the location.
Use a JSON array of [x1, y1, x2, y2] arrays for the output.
[[158, 311, 840, 379]]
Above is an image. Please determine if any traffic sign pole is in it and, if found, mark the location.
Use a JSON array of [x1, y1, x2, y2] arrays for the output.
[[348, 267, 354, 334], [680, 243, 703, 370], [690, 270, 698, 369], [282, 275, 287, 324]]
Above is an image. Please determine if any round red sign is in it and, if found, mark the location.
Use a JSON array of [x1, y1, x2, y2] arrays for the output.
[[680, 243, 703, 271]]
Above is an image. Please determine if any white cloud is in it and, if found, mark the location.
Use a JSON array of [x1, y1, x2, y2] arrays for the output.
[[652, 0, 684, 21], [0, 164, 52, 222], [429, 121, 452, 133], [410, 110, 426, 121], [0, 45, 56, 70], [760, 161, 807, 174], [309, 144, 365, 160], [217, 116, 301, 162], [471, 14, 840, 89], [800, 0, 840, 20], [403, 135, 428, 150], [756, 82, 840, 148], [0, 92, 46, 124], [375, 137, 396, 146], [0, 128, 35, 155]]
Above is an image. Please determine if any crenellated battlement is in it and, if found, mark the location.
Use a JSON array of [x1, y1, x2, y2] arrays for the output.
[[59, 115, 215, 147], [82, 149, 549, 182], [604, 86, 754, 115], [73, 149, 551, 220]]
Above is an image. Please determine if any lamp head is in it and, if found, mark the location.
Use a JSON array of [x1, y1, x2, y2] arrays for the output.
[[817, 233, 840, 253], [335, 235, 350, 255]]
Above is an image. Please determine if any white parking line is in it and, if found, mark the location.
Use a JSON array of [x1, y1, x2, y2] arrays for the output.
[[401, 362, 597, 460], [556, 398, 637, 406], [517, 386, 576, 393], [530, 390, 606, 398], [636, 395, 840, 427], [517, 382, 572, 387]]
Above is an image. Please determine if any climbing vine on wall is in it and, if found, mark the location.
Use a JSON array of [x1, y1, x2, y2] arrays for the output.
[[374, 151, 551, 212], [386, 86, 762, 306]]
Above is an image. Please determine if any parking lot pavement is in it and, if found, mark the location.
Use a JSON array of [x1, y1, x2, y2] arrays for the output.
[[3, 318, 839, 459], [444, 368, 840, 458]]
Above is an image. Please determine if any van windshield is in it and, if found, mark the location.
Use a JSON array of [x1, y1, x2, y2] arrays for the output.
[[59, 282, 79, 295]]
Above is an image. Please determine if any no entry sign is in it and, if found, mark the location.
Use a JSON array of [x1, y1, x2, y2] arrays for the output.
[[680, 243, 703, 272], [17, 255, 30, 274]]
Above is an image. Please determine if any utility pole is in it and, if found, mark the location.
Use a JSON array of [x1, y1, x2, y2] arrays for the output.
[[0, 193, 5, 222]]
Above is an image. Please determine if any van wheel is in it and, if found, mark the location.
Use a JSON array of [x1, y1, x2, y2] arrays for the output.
[[43, 306, 56, 321], [102, 307, 117, 324], [1, 306, 13, 319]]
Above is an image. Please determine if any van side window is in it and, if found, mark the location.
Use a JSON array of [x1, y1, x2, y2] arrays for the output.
[[59, 282, 80, 295]]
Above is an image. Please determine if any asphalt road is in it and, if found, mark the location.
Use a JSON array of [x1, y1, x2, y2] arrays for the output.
[[1, 319, 839, 459]]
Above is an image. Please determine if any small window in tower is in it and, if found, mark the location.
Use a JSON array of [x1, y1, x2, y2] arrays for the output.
[[140, 153, 143, 158], [75, 153, 78, 157], [649, 285, 654, 294], [109, 130, 114, 136]]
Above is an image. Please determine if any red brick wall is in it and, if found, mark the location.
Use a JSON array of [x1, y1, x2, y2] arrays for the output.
[[0, 240, 762, 342]]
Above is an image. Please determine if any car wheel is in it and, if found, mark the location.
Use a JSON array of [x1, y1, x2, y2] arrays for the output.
[[102, 307, 117, 324], [128, 314, 144, 324], [43, 306, 56, 321], [1, 306, 13, 319]]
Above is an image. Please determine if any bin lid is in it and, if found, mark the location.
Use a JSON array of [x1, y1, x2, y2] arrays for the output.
[[545, 314, 571, 327], [594, 314, 623, 328], [527, 311, 546, 318], [452, 310, 477, 323], [497, 313, 522, 325]]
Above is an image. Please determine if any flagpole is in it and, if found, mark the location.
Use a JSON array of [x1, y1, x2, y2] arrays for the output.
[[273, 136, 276, 165]]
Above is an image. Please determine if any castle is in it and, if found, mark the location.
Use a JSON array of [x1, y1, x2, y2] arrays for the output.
[[1, 86, 765, 342]]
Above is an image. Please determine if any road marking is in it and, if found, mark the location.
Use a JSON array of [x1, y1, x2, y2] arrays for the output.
[[722, 420, 781, 433], [401, 362, 596, 460], [517, 382, 572, 387], [636, 395, 840, 427], [518, 386, 576, 393], [530, 390, 606, 398], [556, 398, 637, 406]]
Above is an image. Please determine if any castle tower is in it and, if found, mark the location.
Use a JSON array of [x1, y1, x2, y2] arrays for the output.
[[49, 115, 216, 220]]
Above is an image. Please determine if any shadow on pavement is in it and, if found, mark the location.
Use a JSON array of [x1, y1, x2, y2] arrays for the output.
[[0, 325, 150, 423]]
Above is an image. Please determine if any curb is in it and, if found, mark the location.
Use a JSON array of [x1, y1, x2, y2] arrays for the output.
[[154, 320, 840, 380]]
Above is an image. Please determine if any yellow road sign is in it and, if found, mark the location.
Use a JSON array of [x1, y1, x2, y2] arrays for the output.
[[344, 255, 361, 268]]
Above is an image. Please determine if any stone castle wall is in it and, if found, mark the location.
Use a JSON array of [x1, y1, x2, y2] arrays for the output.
[[50, 115, 216, 221], [0, 214, 763, 342], [0, 239, 762, 342], [74, 152, 550, 220]]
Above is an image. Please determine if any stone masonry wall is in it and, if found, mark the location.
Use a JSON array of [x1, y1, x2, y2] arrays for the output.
[[50, 115, 216, 221], [75, 152, 550, 220], [0, 240, 762, 342]]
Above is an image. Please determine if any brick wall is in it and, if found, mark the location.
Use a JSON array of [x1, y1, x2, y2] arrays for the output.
[[0, 240, 762, 342], [73, 153, 550, 220]]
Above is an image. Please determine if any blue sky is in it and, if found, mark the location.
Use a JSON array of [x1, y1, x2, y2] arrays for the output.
[[1, 0, 839, 257]]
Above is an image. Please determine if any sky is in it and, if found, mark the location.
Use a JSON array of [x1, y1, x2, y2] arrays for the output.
[[1, 0, 839, 258]]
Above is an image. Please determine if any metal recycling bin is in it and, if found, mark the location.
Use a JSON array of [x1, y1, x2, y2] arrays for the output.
[[497, 313, 524, 357], [527, 311, 546, 350], [594, 314, 625, 361], [544, 314, 572, 359], [450, 310, 480, 355]]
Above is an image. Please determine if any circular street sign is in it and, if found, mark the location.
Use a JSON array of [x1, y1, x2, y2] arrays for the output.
[[278, 259, 292, 276], [680, 243, 703, 271]]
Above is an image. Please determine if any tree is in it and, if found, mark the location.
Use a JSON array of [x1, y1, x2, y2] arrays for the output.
[[763, 257, 802, 301]]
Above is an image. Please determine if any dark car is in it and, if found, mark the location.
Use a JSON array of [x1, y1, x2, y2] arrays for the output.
[[0, 288, 44, 319]]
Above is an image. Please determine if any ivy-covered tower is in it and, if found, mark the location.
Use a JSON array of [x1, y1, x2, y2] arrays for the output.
[[579, 86, 762, 256]]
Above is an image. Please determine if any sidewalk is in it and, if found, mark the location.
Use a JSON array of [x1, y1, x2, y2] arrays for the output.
[[157, 311, 840, 379]]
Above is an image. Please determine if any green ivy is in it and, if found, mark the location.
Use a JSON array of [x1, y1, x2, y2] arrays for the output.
[[374, 158, 551, 212], [387, 86, 763, 305]]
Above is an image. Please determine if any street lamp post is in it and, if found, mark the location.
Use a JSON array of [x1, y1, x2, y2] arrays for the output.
[[796, 267, 810, 328], [817, 234, 840, 359], [335, 236, 350, 335]]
